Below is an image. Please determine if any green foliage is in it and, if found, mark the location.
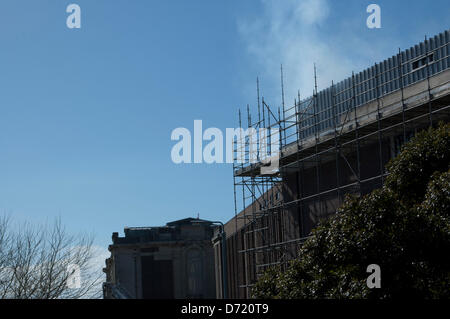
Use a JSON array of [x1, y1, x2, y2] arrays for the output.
[[252, 122, 450, 299], [385, 122, 450, 205]]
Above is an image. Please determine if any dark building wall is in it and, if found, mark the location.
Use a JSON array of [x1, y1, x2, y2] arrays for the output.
[[282, 135, 394, 238]]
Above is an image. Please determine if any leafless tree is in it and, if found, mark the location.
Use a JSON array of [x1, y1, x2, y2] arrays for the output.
[[0, 215, 104, 299]]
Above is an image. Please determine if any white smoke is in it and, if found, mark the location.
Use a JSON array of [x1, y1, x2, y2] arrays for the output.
[[237, 0, 383, 105]]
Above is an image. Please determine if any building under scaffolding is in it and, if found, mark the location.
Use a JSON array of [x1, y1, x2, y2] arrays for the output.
[[213, 29, 450, 299]]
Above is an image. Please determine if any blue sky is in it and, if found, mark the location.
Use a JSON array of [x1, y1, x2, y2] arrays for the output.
[[0, 0, 448, 250]]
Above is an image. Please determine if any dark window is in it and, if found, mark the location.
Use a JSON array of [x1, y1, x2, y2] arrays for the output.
[[141, 256, 174, 299], [412, 53, 434, 70], [141, 247, 159, 253]]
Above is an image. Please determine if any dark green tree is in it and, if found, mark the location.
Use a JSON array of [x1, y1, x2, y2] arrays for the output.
[[252, 122, 450, 299]]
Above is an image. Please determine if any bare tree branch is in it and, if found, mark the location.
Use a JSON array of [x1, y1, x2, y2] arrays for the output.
[[0, 216, 103, 299]]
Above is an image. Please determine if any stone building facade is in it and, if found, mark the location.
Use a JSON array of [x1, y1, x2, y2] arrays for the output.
[[103, 218, 217, 299]]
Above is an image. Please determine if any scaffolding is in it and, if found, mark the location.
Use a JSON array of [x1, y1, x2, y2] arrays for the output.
[[231, 31, 450, 298]]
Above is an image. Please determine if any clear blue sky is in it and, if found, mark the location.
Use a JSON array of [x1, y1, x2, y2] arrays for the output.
[[0, 0, 448, 249]]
